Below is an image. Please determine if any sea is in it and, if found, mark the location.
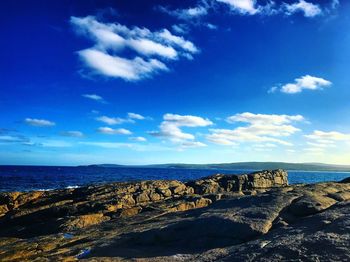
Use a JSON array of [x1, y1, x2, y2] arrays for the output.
[[0, 165, 349, 192]]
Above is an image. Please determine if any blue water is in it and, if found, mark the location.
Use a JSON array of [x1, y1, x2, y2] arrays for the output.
[[0, 165, 349, 192]]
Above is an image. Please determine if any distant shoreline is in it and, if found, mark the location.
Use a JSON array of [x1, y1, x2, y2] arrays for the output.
[[1, 161, 350, 173]]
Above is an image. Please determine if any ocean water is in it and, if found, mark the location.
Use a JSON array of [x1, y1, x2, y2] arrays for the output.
[[0, 165, 349, 192]]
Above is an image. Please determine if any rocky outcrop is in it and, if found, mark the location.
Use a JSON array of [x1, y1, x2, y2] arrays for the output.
[[0, 170, 349, 261], [187, 169, 288, 194]]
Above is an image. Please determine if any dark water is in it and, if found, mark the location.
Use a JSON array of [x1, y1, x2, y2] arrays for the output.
[[0, 165, 349, 192]]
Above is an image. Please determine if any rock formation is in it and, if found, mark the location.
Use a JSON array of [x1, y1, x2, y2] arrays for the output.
[[0, 169, 349, 261]]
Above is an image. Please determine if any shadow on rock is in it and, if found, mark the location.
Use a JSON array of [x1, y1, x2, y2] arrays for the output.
[[88, 216, 256, 258]]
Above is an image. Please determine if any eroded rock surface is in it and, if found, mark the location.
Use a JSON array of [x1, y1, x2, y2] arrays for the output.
[[0, 169, 349, 261]]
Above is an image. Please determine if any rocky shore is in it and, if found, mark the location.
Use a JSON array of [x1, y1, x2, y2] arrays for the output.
[[0, 169, 349, 261]]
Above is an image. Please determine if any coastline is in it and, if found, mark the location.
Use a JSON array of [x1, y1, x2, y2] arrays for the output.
[[2, 165, 350, 193], [0, 169, 350, 261]]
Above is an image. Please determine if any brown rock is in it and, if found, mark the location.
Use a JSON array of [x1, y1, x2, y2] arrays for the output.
[[149, 192, 162, 201], [171, 184, 187, 195], [194, 197, 212, 208], [120, 206, 142, 217], [0, 204, 9, 216], [62, 213, 110, 230], [289, 193, 337, 216]]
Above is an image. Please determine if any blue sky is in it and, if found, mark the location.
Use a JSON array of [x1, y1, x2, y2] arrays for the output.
[[1, 0, 350, 165]]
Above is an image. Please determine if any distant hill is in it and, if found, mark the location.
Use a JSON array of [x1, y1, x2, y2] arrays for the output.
[[86, 162, 350, 172]]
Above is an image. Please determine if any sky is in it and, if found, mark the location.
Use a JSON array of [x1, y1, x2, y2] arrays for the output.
[[1, 0, 350, 166]]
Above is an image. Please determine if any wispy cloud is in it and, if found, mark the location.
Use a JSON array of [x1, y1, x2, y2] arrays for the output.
[[158, 4, 208, 21], [60, 131, 84, 138], [207, 112, 304, 146], [82, 94, 106, 103], [0, 135, 27, 143], [305, 130, 350, 147], [303, 130, 350, 155], [149, 113, 212, 147], [171, 24, 190, 34], [71, 16, 198, 81], [160, 0, 331, 21], [127, 112, 145, 120], [226, 112, 304, 125], [97, 127, 132, 135], [25, 118, 55, 127], [95, 115, 132, 125], [129, 136, 147, 142], [270, 75, 332, 94], [95, 113, 146, 125], [283, 0, 322, 17]]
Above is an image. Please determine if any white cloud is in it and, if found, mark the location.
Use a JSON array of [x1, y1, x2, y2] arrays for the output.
[[96, 113, 147, 125], [25, 118, 55, 127], [272, 75, 332, 94], [283, 0, 322, 17], [71, 16, 198, 81], [78, 49, 168, 81], [208, 112, 303, 146], [226, 112, 304, 125], [158, 5, 208, 20], [149, 113, 212, 147], [331, 0, 339, 9], [82, 94, 106, 103], [129, 136, 147, 142], [181, 141, 207, 148], [160, 0, 331, 21], [61, 131, 84, 138], [305, 130, 350, 145], [206, 23, 218, 30], [97, 127, 132, 135], [216, 0, 259, 15], [127, 112, 145, 120], [95, 115, 132, 125], [303, 130, 350, 156], [162, 113, 213, 127], [171, 24, 189, 34], [157, 29, 198, 54]]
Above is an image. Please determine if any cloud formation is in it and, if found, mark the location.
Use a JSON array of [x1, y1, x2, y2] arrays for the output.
[[25, 118, 55, 127], [95, 116, 130, 125], [82, 94, 106, 103], [207, 112, 304, 146], [283, 0, 322, 17], [149, 113, 212, 147], [158, 4, 209, 21], [60, 131, 84, 137], [95, 113, 146, 125], [305, 130, 350, 149], [271, 75, 332, 94], [127, 112, 145, 120], [217, 0, 259, 15], [71, 16, 198, 81], [160, 0, 329, 21], [129, 136, 147, 142], [97, 127, 132, 135]]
